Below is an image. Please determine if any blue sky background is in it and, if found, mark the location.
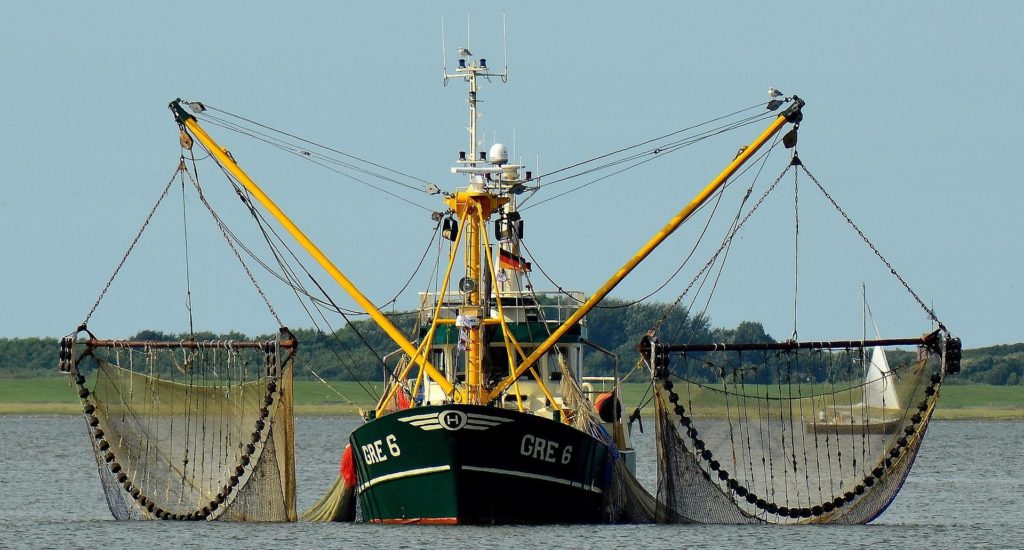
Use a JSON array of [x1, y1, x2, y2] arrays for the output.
[[2, 1, 1020, 347]]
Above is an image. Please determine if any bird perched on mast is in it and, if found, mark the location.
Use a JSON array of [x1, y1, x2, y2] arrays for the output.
[[458, 47, 473, 58], [768, 87, 784, 99]]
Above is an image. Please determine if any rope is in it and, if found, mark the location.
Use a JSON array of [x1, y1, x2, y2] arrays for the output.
[[820, 350, 837, 501], [179, 164, 196, 337], [737, 361, 758, 508], [781, 357, 793, 506], [760, 351, 775, 500], [795, 354, 812, 508], [653, 151, 793, 336], [180, 167, 283, 326], [791, 155, 800, 340]]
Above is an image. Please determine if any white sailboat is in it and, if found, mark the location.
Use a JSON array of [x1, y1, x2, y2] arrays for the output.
[[809, 289, 903, 435], [864, 345, 900, 411]]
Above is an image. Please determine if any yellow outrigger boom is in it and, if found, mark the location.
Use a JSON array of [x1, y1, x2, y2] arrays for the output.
[[485, 98, 805, 401], [169, 100, 455, 397]]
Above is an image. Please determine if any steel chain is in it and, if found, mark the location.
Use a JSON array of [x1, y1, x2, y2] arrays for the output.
[[82, 164, 183, 325], [656, 161, 947, 335], [799, 165, 944, 330]]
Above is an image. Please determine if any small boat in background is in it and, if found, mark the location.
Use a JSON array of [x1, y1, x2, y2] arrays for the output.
[[809, 345, 902, 435]]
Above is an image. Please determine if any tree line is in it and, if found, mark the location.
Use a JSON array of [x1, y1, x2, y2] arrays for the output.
[[2, 301, 1020, 385]]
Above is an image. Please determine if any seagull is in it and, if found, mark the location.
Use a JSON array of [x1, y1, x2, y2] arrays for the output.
[[458, 47, 473, 57], [768, 87, 784, 99]]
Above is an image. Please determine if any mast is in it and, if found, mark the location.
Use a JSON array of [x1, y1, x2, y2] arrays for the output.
[[862, 282, 868, 370], [444, 50, 511, 404]]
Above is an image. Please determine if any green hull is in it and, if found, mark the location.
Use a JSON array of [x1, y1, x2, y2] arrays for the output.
[[350, 405, 610, 524]]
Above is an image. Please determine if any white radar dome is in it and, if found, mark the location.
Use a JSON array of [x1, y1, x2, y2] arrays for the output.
[[488, 143, 509, 166]]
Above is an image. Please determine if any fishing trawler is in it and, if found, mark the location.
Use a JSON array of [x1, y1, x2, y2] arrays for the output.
[[335, 56, 646, 524], [164, 48, 672, 524], [162, 42, 802, 523], [65, 35, 963, 524]]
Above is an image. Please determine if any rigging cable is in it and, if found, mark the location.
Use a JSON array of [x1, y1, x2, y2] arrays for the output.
[[519, 142, 781, 312], [234, 172, 440, 313], [200, 103, 435, 187], [534, 101, 769, 184], [667, 141, 778, 344], [237, 197, 376, 400], [792, 154, 800, 340], [209, 156, 443, 395], [187, 148, 439, 315], [196, 114, 433, 212], [180, 166, 283, 327], [653, 137, 788, 340], [180, 155, 196, 338], [544, 111, 774, 186], [176, 146, 376, 400], [676, 137, 786, 345], [521, 112, 777, 211], [213, 164, 385, 399]]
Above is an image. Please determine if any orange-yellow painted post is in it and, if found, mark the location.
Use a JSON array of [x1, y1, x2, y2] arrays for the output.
[[443, 188, 508, 404], [466, 202, 483, 403]]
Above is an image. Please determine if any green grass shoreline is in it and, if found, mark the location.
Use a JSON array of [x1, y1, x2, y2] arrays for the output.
[[2, 377, 1021, 420]]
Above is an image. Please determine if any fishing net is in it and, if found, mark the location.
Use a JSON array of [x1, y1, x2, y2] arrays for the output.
[[59, 330, 297, 521], [648, 330, 960, 524], [552, 353, 659, 523]]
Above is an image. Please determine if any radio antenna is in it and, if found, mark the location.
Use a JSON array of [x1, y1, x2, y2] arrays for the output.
[[502, 12, 509, 82], [441, 17, 448, 84], [443, 16, 510, 169]]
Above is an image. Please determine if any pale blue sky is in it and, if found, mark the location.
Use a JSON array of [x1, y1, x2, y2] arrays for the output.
[[1, 1, 1020, 348]]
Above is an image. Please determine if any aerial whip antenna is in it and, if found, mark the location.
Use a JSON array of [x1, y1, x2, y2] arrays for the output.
[[441, 17, 448, 85], [502, 12, 509, 82]]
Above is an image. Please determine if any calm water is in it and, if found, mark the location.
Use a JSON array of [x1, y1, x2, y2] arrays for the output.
[[0, 416, 1020, 549]]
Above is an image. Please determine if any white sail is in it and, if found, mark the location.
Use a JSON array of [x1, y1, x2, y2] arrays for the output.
[[864, 346, 900, 410]]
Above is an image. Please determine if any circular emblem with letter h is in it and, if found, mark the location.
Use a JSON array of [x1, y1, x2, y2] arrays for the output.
[[438, 410, 468, 431]]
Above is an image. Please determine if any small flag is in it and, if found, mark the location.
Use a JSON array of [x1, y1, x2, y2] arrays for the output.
[[499, 249, 531, 271]]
